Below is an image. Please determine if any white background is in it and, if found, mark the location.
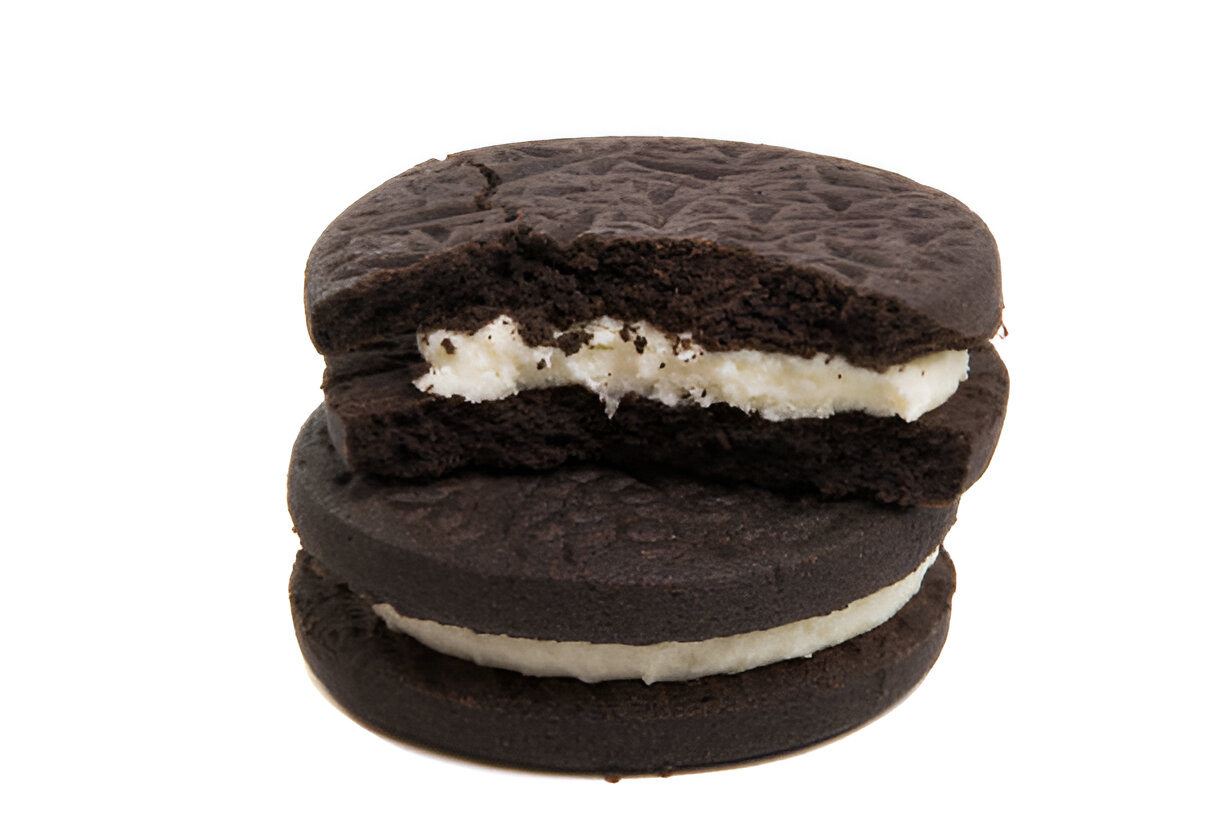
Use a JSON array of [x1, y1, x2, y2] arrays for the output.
[[4, 2, 1221, 825]]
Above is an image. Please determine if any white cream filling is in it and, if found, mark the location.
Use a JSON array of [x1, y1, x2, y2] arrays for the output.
[[414, 315, 968, 422], [372, 549, 939, 684]]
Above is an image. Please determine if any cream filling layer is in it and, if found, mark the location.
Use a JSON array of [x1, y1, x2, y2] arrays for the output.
[[372, 549, 939, 684], [414, 316, 968, 422]]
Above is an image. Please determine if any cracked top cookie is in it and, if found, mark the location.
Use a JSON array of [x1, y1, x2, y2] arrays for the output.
[[306, 137, 1002, 369]]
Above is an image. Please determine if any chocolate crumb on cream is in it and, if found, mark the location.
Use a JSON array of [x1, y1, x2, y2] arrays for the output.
[[415, 315, 969, 422]]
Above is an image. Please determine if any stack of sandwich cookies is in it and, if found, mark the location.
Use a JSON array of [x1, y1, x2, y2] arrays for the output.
[[289, 138, 1008, 773]]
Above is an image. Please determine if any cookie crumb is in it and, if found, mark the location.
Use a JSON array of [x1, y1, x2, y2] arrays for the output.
[[555, 330, 590, 355]]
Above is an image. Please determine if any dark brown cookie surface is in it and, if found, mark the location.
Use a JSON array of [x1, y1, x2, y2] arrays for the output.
[[306, 137, 1002, 370], [290, 548, 956, 775], [289, 406, 958, 644]]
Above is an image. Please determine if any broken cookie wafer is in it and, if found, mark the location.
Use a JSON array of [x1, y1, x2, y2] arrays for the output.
[[307, 138, 1006, 502]]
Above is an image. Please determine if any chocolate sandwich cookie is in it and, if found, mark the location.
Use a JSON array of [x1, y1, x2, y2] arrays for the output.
[[291, 549, 955, 775], [289, 407, 958, 772], [306, 137, 1007, 503]]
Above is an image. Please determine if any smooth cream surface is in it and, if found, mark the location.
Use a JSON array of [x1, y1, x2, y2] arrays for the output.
[[414, 316, 968, 422], [372, 550, 939, 684]]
